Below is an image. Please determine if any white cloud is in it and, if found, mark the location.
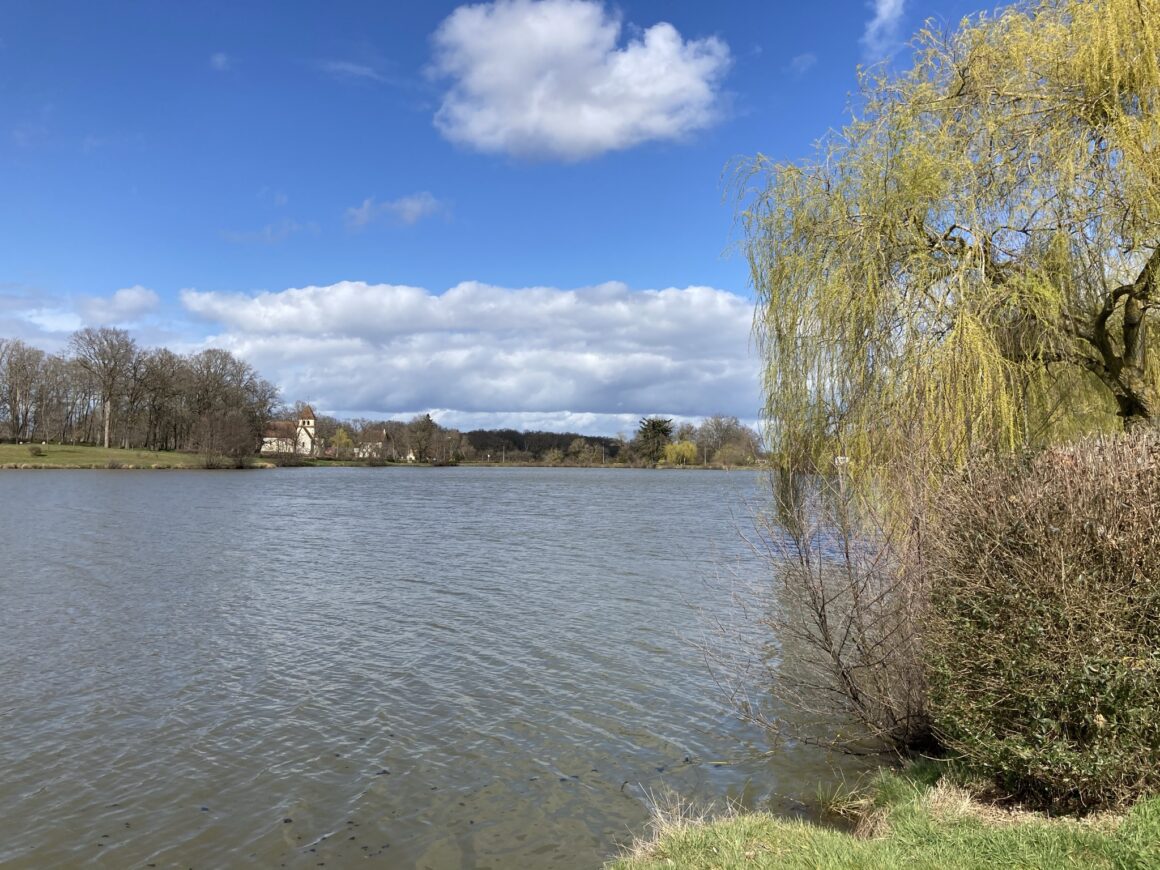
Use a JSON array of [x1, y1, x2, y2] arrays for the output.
[[787, 52, 817, 77], [180, 279, 759, 431], [345, 192, 447, 229], [430, 0, 731, 161], [209, 52, 232, 72], [221, 219, 318, 244], [318, 60, 386, 83], [80, 285, 159, 325], [861, 0, 907, 61], [22, 307, 82, 334]]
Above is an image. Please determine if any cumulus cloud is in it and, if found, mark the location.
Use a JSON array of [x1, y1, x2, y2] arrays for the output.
[[180, 279, 759, 431], [345, 192, 447, 229], [429, 0, 731, 161], [861, 0, 907, 61], [80, 285, 159, 325]]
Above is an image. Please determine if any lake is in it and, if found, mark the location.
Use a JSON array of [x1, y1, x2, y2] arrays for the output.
[[0, 467, 849, 869]]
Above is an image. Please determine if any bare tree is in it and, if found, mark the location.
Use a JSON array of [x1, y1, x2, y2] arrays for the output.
[[187, 348, 278, 465], [407, 413, 437, 462], [69, 327, 138, 448], [0, 339, 45, 440]]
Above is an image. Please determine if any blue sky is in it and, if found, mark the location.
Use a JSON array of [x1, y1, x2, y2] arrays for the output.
[[1, 0, 978, 434]]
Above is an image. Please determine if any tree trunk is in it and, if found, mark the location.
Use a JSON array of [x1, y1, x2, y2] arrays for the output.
[[103, 397, 111, 449]]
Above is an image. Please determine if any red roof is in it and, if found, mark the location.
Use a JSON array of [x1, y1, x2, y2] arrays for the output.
[[299, 405, 315, 420]]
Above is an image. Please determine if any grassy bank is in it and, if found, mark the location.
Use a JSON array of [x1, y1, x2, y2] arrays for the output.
[[612, 768, 1160, 869], [0, 443, 220, 469]]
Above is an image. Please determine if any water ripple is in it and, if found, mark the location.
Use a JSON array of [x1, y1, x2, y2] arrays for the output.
[[0, 468, 860, 869]]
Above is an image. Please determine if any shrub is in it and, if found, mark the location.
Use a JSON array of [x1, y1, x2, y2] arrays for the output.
[[926, 432, 1160, 811], [27, 444, 45, 457], [268, 452, 308, 467], [718, 464, 933, 755]]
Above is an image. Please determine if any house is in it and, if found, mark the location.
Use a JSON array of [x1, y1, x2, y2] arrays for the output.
[[260, 406, 318, 456]]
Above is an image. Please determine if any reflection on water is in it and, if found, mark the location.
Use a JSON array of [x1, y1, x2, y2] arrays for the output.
[[0, 467, 854, 868]]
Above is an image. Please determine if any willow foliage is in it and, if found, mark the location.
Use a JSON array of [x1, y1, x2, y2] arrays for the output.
[[740, 0, 1160, 471]]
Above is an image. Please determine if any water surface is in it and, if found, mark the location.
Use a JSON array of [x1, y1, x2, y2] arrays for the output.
[[0, 467, 847, 869]]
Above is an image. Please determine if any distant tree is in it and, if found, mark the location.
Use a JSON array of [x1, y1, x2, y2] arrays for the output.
[[311, 410, 342, 447], [331, 427, 354, 459], [0, 339, 45, 441], [139, 348, 190, 450], [713, 441, 755, 467], [33, 354, 86, 444], [695, 415, 743, 460], [430, 425, 464, 464], [186, 348, 277, 464], [634, 416, 674, 464], [567, 436, 600, 464], [663, 440, 698, 466], [407, 413, 437, 462], [382, 420, 409, 461], [69, 327, 138, 448]]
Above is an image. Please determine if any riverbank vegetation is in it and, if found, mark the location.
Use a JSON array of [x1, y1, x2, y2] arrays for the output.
[[615, 765, 1160, 869], [690, 0, 1160, 864]]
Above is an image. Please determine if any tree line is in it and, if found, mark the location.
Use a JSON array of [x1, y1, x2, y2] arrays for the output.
[[3, 328, 763, 467], [310, 412, 763, 466], [0, 328, 277, 461]]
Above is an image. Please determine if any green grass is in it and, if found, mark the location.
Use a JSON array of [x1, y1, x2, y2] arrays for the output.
[[612, 769, 1160, 869], [0, 443, 217, 469]]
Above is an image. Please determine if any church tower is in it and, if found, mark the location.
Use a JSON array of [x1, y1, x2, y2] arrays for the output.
[[297, 405, 316, 456]]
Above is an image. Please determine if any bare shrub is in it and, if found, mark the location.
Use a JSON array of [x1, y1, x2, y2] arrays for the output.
[[27, 444, 44, 457], [716, 463, 933, 755], [925, 432, 1160, 811]]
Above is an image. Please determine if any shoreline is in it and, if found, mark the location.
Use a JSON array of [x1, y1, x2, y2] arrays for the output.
[[0, 444, 761, 472]]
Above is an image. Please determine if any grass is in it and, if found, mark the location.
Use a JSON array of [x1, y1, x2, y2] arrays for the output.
[[612, 767, 1160, 869], [0, 443, 221, 469]]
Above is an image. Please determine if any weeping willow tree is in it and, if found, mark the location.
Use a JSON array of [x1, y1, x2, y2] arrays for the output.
[[740, 0, 1160, 471]]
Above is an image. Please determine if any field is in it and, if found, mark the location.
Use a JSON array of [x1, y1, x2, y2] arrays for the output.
[[0, 443, 218, 469]]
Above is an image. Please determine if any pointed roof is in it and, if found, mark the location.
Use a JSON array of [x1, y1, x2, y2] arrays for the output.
[[299, 405, 315, 420]]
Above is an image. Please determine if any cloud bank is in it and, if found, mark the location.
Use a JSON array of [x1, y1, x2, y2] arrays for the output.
[[430, 0, 731, 161], [181, 280, 759, 432]]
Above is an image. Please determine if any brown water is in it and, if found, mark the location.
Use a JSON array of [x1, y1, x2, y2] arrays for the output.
[[0, 467, 849, 869]]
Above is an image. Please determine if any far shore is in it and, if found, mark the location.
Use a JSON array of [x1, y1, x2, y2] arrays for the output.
[[0, 443, 761, 472]]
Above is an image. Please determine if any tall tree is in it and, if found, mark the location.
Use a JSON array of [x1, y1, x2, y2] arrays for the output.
[[739, 0, 1160, 469], [69, 327, 138, 448], [0, 339, 45, 441], [187, 348, 277, 463], [406, 413, 437, 462], [635, 416, 673, 463]]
